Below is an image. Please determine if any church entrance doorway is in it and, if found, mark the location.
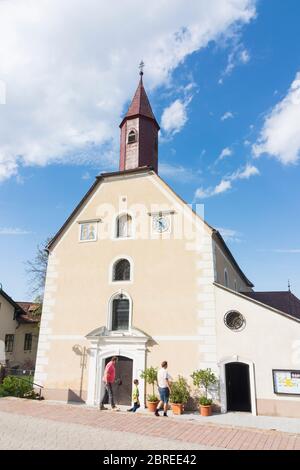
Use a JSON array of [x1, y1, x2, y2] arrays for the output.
[[103, 356, 133, 406], [225, 362, 251, 412]]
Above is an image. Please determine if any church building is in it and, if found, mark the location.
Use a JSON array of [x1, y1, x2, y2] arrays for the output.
[[35, 70, 300, 418]]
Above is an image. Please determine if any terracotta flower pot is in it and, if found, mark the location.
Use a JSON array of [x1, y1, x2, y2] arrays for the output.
[[147, 400, 159, 412], [200, 405, 212, 416], [171, 403, 183, 415]]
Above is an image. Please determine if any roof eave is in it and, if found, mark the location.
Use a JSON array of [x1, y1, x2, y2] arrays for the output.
[[119, 114, 160, 130], [97, 166, 154, 179], [0, 288, 26, 315]]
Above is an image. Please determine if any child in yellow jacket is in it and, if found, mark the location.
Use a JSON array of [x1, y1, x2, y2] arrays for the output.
[[127, 379, 140, 412]]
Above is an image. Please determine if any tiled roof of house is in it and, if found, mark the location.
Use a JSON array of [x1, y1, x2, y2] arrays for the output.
[[16, 302, 41, 324], [242, 291, 300, 320], [0, 287, 25, 316]]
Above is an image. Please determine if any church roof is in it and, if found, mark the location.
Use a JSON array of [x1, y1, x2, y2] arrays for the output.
[[120, 76, 159, 129], [212, 230, 254, 287], [242, 291, 300, 320]]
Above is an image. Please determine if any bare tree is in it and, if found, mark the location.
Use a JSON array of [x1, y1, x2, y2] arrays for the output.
[[25, 238, 51, 300]]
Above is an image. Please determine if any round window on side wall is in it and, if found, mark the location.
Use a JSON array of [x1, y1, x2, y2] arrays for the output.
[[224, 310, 246, 332]]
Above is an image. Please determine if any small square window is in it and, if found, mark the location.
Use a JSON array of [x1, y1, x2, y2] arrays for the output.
[[80, 223, 97, 242]]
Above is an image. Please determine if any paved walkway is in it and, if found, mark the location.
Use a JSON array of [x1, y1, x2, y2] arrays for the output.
[[178, 410, 300, 434], [0, 411, 206, 450], [0, 398, 300, 450]]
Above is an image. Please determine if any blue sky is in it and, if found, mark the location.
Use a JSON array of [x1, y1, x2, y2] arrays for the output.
[[0, 0, 300, 300]]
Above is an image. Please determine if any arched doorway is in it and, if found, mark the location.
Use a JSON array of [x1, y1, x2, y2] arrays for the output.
[[103, 356, 133, 406], [225, 362, 251, 412], [85, 326, 149, 408]]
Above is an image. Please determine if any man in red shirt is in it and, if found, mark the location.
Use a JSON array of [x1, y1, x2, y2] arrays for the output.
[[99, 356, 119, 411]]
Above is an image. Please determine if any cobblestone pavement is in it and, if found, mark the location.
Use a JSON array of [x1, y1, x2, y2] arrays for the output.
[[0, 398, 300, 450]]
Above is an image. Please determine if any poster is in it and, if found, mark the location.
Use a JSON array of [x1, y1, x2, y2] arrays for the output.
[[273, 370, 300, 395]]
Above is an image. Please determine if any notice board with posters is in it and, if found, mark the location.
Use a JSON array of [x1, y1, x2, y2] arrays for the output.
[[273, 369, 300, 395]]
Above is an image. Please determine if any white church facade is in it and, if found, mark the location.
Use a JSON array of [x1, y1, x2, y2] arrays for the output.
[[35, 72, 300, 418]]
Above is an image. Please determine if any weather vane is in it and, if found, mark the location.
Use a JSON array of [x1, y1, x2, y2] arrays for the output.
[[139, 60, 145, 76]]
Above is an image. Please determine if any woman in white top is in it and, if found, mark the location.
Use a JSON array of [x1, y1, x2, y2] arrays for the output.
[[155, 361, 171, 417]]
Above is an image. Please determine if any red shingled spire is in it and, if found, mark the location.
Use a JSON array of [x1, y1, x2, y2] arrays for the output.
[[124, 75, 158, 123], [119, 65, 159, 173]]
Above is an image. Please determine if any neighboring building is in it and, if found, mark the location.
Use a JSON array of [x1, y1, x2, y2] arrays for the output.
[[0, 287, 40, 370], [35, 71, 300, 417]]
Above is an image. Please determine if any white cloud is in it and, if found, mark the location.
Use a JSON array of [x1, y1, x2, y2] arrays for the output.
[[195, 179, 232, 198], [253, 72, 300, 165], [214, 179, 232, 194], [0, 80, 6, 104], [221, 111, 234, 121], [81, 171, 91, 180], [231, 163, 260, 179], [195, 163, 259, 199], [219, 43, 251, 84], [218, 147, 232, 160], [159, 162, 198, 182], [240, 48, 250, 64], [217, 227, 242, 243], [0, 0, 256, 182], [273, 249, 300, 254], [257, 248, 300, 254], [161, 99, 189, 135], [0, 227, 31, 235]]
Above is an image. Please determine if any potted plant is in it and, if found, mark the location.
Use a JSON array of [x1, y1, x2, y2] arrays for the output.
[[191, 368, 217, 416], [199, 396, 213, 416], [140, 366, 159, 412], [169, 376, 190, 415]]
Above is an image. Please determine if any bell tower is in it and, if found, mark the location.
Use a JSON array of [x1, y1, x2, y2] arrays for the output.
[[119, 63, 160, 173]]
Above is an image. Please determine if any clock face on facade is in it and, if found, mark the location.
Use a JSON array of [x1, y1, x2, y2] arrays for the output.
[[153, 215, 170, 233]]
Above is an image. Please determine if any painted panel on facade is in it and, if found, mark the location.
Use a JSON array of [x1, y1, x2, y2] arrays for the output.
[[273, 370, 300, 395]]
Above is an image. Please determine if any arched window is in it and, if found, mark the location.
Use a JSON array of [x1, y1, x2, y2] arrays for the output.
[[111, 293, 130, 331], [128, 130, 137, 144], [113, 259, 130, 281], [224, 269, 229, 288], [116, 214, 132, 238]]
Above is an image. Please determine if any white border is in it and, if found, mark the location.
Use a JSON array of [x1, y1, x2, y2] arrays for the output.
[[78, 221, 98, 243], [112, 212, 135, 241], [218, 356, 257, 416], [86, 342, 147, 408], [109, 255, 134, 285], [151, 214, 171, 235], [107, 291, 133, 332], [127, 127, 138, 144]]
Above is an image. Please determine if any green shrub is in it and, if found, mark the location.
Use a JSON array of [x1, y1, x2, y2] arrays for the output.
[[191, 368, 218, 405], [199, 396, 213, 406], [140, 367, 158, 402], [146, 393, 159, 402], [170, 376, 190, 404], [0, 376, 35, 398]]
